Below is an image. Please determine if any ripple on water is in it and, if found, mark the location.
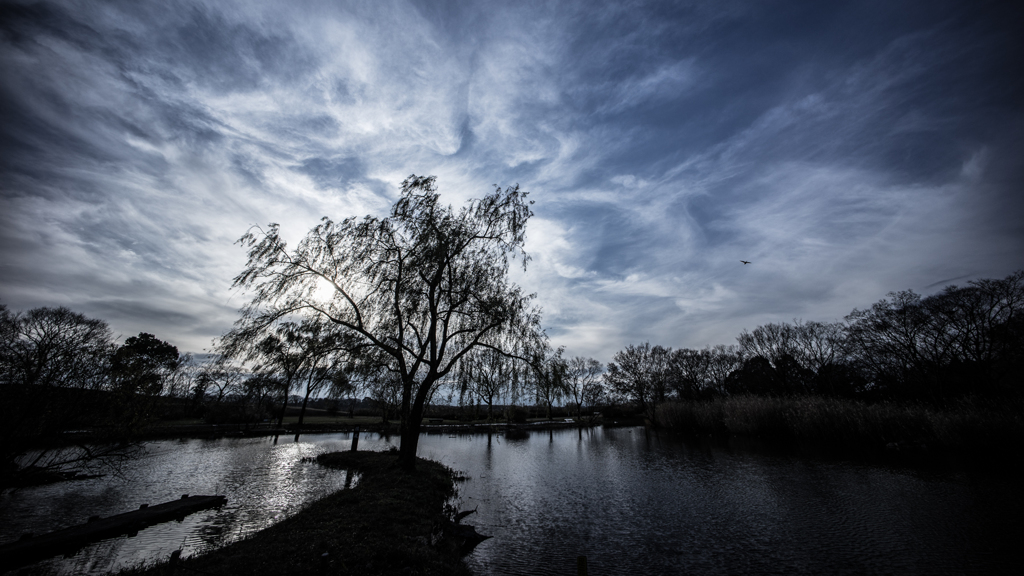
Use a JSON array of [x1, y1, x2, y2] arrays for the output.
[[3, 428, 1019, 575], [414, 427, 1020, 576], [1, 434, 372, 575]]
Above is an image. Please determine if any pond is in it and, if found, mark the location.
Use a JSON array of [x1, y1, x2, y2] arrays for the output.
[[423, 427, 1020, 575], [1, 436, 358, 575], [1, 427, 1019, 575]]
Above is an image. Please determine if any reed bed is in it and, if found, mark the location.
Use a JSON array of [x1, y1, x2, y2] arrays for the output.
[[657, 395, 1024, 456]]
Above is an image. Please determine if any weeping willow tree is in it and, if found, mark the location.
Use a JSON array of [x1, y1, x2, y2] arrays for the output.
[[458, 346, 526, 422], [229, 175, 545, 470]]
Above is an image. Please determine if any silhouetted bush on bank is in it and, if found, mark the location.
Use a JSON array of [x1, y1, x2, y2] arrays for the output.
[[657, 395, 1024, 456]]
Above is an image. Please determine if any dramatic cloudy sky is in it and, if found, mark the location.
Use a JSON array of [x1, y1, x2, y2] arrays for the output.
[[1, 0, 1022, 360]]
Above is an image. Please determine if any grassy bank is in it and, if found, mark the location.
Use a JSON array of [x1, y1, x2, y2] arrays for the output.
[[114, 451, 471, 576], [657, 395, 1024, 460]]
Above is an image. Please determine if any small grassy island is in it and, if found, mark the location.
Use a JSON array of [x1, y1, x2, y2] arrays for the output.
[[118, 451, 473, 576]]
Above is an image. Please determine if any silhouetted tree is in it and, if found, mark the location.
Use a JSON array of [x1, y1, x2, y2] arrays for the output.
[[789, 320, 849, 372], [667, 348, 712, 400], [846, 289, 939, 398], [327, 369, 359, 417], [706, 344, 743, 395], [194, 356, 247, 407], [110, 332, 181, 396], [239, 372, 279, 424], [459, 346, 523, 421], [0, 307, 139, 487], [531, 345, 566, 420], [564, 356, 603, 419], [772, 353, 815, 395], [292, 320, 341, 432], [811, 361, 866, 398], [737, 320, 849, 376], [1, 306, 112, 389], [164, 352, 197, 400], [920, 271, 1024, 397], [737, 323, 797, 370], [228, 175, 544, 470], [250, 322, 309, 427], [604, 342, 670, 423], [363, 366, 402, 424]]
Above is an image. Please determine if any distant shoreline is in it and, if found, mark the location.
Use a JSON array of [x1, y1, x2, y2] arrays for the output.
[[32, 418, 611, 448]]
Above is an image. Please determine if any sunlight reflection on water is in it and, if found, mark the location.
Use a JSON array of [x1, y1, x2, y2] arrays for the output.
[[1, 427, 1019, 575], [1, 433, 377, 575]]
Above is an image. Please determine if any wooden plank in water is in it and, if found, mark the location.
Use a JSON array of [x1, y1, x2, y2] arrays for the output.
[[0, 494, 226, 570]]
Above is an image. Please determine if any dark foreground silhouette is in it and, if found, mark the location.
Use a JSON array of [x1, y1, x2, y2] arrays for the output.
[[113, 452, 475, 576]]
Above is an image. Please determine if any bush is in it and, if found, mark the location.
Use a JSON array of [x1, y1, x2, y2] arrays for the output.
[[506, 406, 528, 423], [202, 403, 267, 425]]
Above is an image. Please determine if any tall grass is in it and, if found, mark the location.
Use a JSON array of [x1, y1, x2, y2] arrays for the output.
[[657, 395, 1024, 456]]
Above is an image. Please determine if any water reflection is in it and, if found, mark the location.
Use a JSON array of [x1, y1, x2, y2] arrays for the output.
[[0, 434, 369, 575], [1, 427, 1018, 575], [414, 427, 1019, 576]]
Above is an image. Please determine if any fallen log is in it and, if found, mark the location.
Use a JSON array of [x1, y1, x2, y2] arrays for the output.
[[0, 494, 226, 571]]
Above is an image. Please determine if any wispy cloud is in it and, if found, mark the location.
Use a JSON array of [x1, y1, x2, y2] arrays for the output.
[[1, 0, 1021, 360]]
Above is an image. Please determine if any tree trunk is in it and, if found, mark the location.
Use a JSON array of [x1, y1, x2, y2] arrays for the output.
[[398, 397, 427, 471], [297, 387, 312, 431], [277, 387, 289, 428], [397, 376, 433, 471], [398, 417, 421, 471]]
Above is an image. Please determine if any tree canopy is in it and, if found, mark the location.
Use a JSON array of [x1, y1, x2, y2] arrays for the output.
[[227, 175, 545, 468], [111, 332, 180, 395]]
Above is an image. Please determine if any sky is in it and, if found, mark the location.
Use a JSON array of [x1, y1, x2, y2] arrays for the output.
[[1, 0, 1022, 361]]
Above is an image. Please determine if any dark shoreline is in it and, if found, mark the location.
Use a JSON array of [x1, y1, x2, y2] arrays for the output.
[[44, 418, 607, 446], [7, 413, 1017, 574], [11, 400, 1016, 492], [106, 451, 473, 576], [655, 395, 1024, 471], [1, 496, 226, 571]]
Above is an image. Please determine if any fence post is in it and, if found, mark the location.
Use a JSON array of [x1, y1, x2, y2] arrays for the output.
[[168, 549, 181, 575], [351, 426, 360, 451], [577, 555, 588, 576]]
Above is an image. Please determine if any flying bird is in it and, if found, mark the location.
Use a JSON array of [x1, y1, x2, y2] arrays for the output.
[[741, 260, 751, 265]]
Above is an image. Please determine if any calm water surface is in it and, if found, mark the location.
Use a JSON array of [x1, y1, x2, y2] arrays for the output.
[[1, 427, 1019, 575], [1, 436, 361, 575], [422, 428, 1020, 575]]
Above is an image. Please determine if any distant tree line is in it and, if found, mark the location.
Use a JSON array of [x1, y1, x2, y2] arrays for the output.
[[4, 269, 1019, 483], [0, 305, 363, 486], [0, 305, 185, 485], [604, 270, 1024, 423]]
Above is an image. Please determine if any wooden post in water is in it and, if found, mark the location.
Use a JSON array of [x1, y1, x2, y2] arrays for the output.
[[168, 549, 181, 575], [577, 555, 588, 576], [351, 426, 360, 451]]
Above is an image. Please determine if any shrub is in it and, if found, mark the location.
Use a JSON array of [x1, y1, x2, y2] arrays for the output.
[[506, 406, 528, 423]]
